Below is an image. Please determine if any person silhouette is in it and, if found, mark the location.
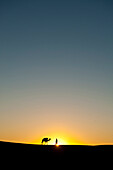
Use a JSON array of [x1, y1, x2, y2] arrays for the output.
[[55, 138, 58, 145]]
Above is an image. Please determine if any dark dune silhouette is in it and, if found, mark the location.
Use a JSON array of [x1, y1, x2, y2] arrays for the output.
[[1, 141, 112, 169], [1, 140, 113, 169], [1, 140, 113, 168], [1, 141, 113, 156]]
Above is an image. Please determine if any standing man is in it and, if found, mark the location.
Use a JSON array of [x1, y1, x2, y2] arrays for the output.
[[55, 138, 58, 145]]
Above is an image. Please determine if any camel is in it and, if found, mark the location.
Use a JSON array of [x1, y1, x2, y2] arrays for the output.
[[41, 138, 51, 144]]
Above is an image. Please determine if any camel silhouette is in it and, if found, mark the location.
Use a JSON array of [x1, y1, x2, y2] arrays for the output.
[[41, 138, 51, 144]]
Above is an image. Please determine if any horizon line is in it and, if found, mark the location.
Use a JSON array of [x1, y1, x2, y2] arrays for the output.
[[1, 140, 113, 146]]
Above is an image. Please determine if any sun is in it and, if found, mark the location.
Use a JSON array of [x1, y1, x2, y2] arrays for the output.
[[55, 144, 59, 147]]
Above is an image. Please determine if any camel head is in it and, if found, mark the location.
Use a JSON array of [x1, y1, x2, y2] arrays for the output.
[[49, 138, 51, 141]]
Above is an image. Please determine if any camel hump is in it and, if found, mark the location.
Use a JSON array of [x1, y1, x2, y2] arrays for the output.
[[42, 137, 51, 140]]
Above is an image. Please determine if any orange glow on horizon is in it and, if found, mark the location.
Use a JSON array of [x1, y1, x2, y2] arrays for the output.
[[30, 131, 84, 146]]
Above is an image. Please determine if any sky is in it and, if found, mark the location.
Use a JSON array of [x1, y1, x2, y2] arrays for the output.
[[0, 0, 113, 145]]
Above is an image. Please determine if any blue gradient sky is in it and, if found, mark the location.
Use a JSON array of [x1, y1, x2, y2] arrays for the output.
[[0, 0, 113, 144]]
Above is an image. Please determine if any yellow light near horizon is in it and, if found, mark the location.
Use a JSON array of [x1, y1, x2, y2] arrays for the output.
[[53, 137, 68, 145], [31, 136, 69, 145], [31, 136, 84, 145], [30, 129, 84, 145]]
